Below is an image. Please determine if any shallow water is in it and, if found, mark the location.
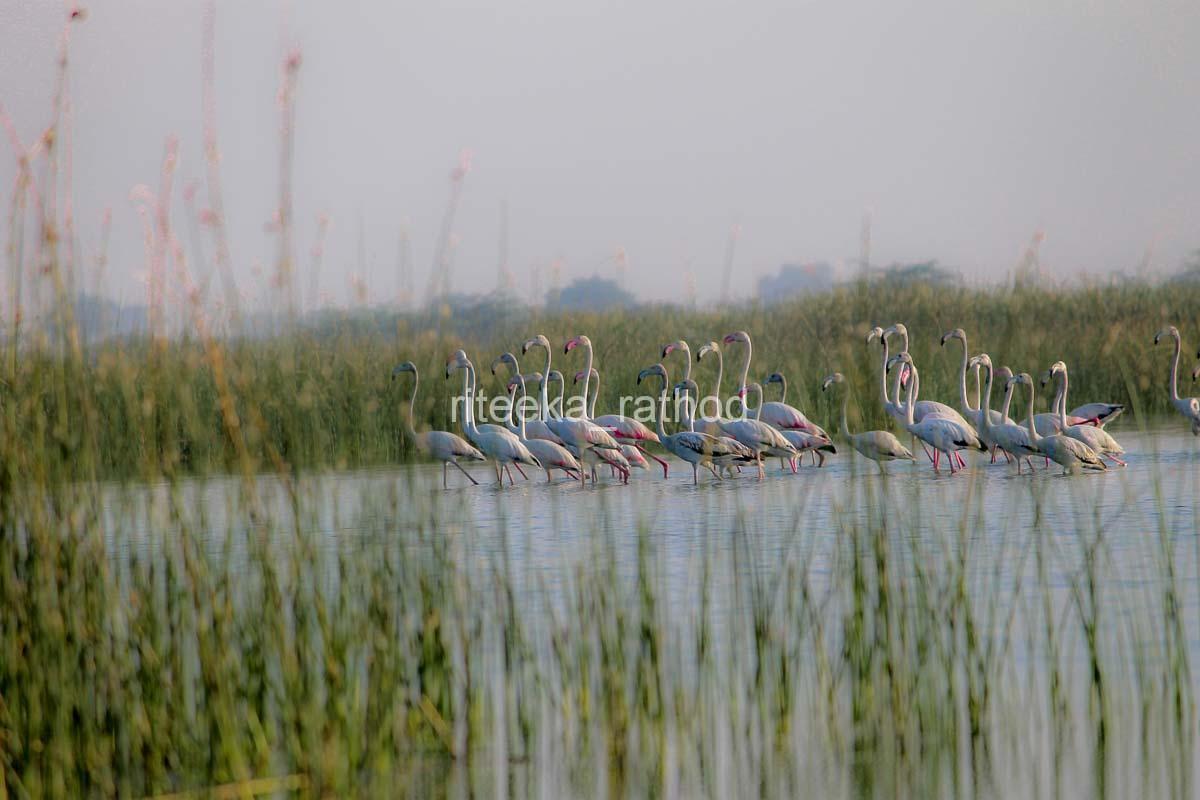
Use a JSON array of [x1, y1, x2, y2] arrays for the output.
[[95, 420, 1200, 799]]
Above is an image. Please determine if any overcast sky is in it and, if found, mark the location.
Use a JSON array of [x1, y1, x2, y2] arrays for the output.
[[2, 0, 1199, 308]]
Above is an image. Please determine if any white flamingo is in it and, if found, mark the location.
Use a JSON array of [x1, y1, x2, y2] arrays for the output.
[[502, 373, 583, 482], [882, 324, 972, 427], [888, 352, 987, 474], [1044, 362, 1126, 466], [1154, 326, 1200, 435], [446, 351, 540, 485], [1014, 372, 1106, 474], [820, 372, 914, 473], [637, 363, 740, 484], [968, 354, 1040, 473], [391, 361, 485, 488]]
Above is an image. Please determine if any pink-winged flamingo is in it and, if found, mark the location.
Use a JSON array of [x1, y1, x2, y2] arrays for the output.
[[1043, 362, 1126, 466], [574, 366, 670, 478], [744, 382, 835, 470], [491, 351, 565, 445], [543, 369, 631, 484]]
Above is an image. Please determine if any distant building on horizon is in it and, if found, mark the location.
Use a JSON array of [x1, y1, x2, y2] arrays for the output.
[[757, 262, 835, 303]]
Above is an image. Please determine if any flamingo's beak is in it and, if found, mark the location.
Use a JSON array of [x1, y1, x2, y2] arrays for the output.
[[723, 334, 737, 344], [662, 344, 674, 357], [564, 338, 578, 354], [573, 371, 584, 384], [899, 367, 910, 387]]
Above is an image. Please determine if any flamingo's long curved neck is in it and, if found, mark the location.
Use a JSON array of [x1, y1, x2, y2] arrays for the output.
[[1169, 332, 1181, 402], [838, 387, 851, 440], [458, 363, 476, 436], [403, 370, 419, 440], [750, 384, 763, 421], [504, 383, 518, 433], [777, 375, 788, 405], [679, 343, 692, 382], [538, 344, 552, 417], [514, 376, 529, 439], [587, 368, 599, 418], [1055, 370, 1070, 424], [1023, 381, 1040, 443], [653, 376, 669, 441], [574, 341, 594, 420], [1000, 380, 1015, 424], [680, 383, 696, 432], [955, 337, 972, 412], [903, 365, 918, 429], [878, 336, 892, 406], [703, 349, 723, 414], [978, 362, 993, 433], [737, 337, 752, 419]]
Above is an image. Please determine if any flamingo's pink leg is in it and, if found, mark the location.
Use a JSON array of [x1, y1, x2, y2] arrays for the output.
[[638, 445, 670, 479], [451, 460, 479, 485], [513, 463, 528, 480]]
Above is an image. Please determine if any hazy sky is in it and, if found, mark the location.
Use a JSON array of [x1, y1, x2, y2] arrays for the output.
[[2, 0, 1199, 307]]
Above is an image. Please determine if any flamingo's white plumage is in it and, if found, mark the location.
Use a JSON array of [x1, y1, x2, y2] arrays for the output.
[[1155, 326, 1200, 435], [1014, 372, 1106, 474], [391, 361, 485, 488], [637, 364, 742, 484], [887, 352, 986, 474], [820, 372, 914, 472]]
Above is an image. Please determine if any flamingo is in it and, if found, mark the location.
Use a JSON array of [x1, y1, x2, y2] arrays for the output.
[[446, 351, 540, 485], [391, 362, 486, 488], [675, 378, 759, 473], [1154, 326, 1200, 435], [757, 371, 827, 437], [502, 373, 583, 482], [637, 363, 739, 484], [1043, 362, 1126, 466], [490, 352, 565, 445], [543, 369, 631, 484], [868, 325, 968, 467], [820, 373, 915, 473], [744, 382, 835, 470], [887, 352, 987, 473], [882, 324, 972, 427], [574, 366, 671, 478], [521, 334, 625, 454], [1014, 372, 1106, 474], [967, 354, 1040, 473], [940, 328, 1013, 461]]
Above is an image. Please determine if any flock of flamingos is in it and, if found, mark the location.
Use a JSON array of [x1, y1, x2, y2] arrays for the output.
[[391, 324, 1200, 487]]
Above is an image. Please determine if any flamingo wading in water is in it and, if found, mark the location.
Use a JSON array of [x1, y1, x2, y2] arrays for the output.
[[391, 361, 486, 487]]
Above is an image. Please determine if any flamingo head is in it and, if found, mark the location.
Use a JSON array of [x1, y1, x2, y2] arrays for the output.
[[696, 341, 720, 361], [490, 352, 518, 376], [546, 369, 564, 385], [637, 363, 667, 385], [391, 361, 416, 379], [444, 350, 469, 378], [866, 326, 883, 344], [573, 369, 599, 384], [940, 328, 966, 347], [765, 372, 784, 385], [995, 365, 1014, 383], [821, 373, 844, 392], [883, 323, 908, 344], [564, 335, 590, 354], [969, 353, 992, 370], [662, 340, 687, 358], [672, 379, 699, 397], [1154, 326, 1178, 345], [1006, 373, 1029, 390], [521, 334, 549, 355], [723, 331, 749, 346], [885, 352, 913, 373]]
